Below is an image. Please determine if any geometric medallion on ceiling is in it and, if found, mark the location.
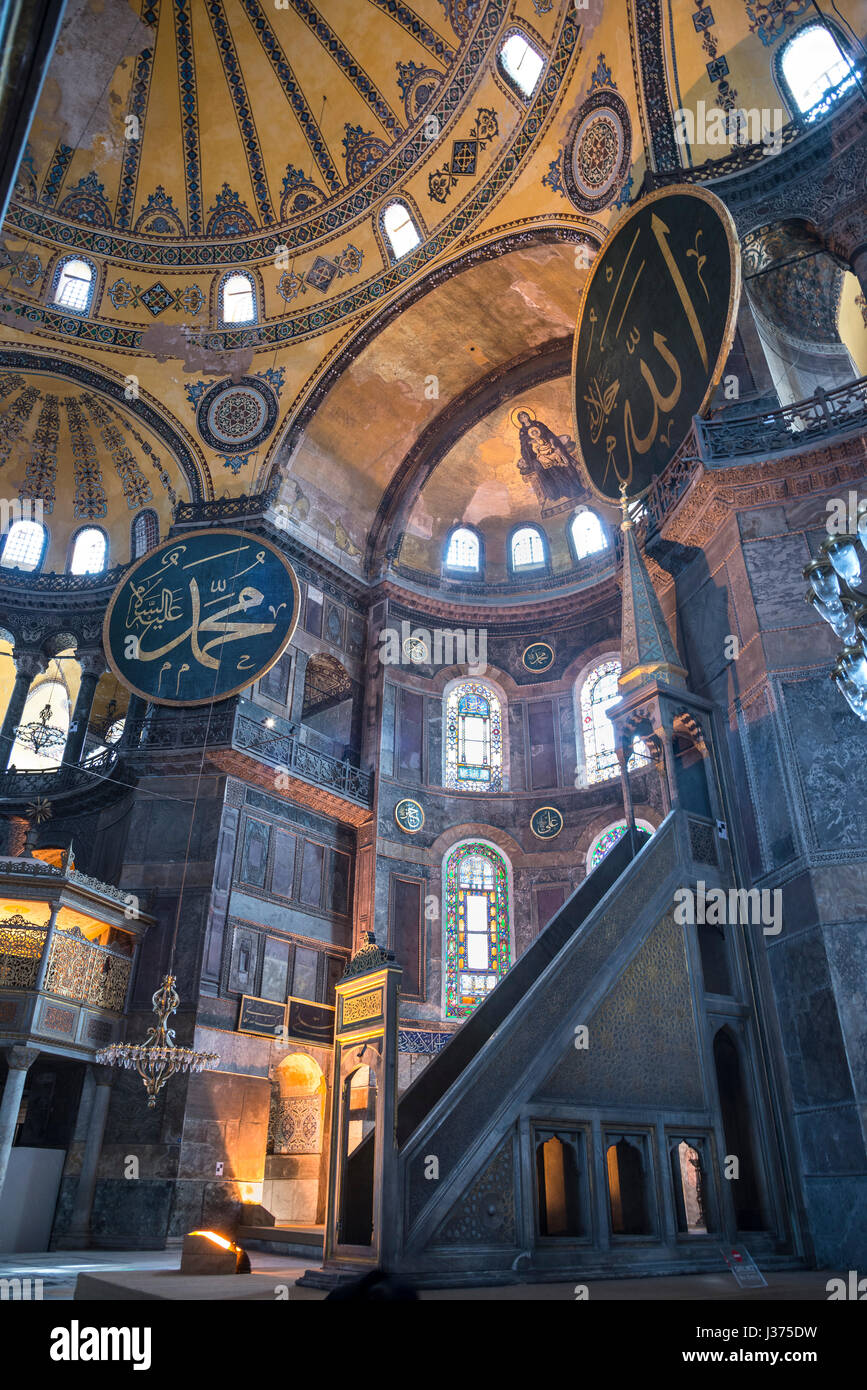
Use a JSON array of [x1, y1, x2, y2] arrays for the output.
[[561, 87, 631, 214], [186, 373, 283, 474]]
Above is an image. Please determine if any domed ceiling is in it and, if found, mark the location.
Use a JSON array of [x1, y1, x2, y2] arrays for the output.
[[0, 0, 846, 580]]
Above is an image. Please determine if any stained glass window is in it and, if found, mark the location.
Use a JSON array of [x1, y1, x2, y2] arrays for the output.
[[579, 660, 651, 783], [445, 841, 511, 1018], [589, 820, 653, 870], [445, 680, 502, 790]]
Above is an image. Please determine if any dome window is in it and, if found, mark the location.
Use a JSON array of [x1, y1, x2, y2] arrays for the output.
[[220, 271, 257, 326], [70, 527, 108, 575], [779, 22, 859, 119], [0, 519, 46, 572], [445, 526, 481, 573], [498, 33, 544, 99], [52, 257, 95, 314], [382, 201, 421, 261]]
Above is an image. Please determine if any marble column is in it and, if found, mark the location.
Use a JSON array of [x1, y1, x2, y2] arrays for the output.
[[850, 243, 867, 303], [60, 1065, 114, 1248], [0, 651, 44, 770], [0, 1046, 40, 1201], [64, 655, 105, 765]]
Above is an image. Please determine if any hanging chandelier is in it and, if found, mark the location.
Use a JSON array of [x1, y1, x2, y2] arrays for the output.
[[804, 518, 867, 720], [97, 974, 219, 1107]]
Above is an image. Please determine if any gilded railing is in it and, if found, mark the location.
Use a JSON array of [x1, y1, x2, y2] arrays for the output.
[[42, 927, 131, 1013], [0, 913, 47, 990]]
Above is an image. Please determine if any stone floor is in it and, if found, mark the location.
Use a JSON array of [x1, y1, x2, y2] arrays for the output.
[[0, 1251, 835, 1301]]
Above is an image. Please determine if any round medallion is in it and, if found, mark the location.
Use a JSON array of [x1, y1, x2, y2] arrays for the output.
[[530, 806, 564, 840], [403, 635, 429, 665], [102, 528, 300, 707], [195, 376, 279, 455], [395, 798, 425, 834], [562, 90, 631, 213], [522, 642, 555, 674]]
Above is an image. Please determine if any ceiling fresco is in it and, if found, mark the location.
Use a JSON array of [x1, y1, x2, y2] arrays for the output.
[[0, 0, 862, 575]]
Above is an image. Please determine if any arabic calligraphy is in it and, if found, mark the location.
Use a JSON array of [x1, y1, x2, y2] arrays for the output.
[[522, 643, 555, 673], [103, 528, 300, 707], [530, 806, 564, 840], [573, 188, 739, 502]]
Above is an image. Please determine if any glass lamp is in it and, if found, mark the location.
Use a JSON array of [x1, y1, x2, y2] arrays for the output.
[[804, 558, 842, 608], [820, 535, 862, 589], [839, 641, 867, 692], [831, 664, 867, 720]]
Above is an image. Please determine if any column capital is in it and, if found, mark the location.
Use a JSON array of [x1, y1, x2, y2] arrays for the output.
[[5, 1045, 40, 1072], [12, 651, 44, 680], [90, 1064, 116, 1088], [76, 652, 107, 680]]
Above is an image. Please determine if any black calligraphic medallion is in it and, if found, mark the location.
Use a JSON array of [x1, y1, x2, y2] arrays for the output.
[[530, 806, 564, 840], [522, 642, 555, 674], [103, 528, 300, 706], [395, 798, 425, 834], [572, 186, 740, 502]]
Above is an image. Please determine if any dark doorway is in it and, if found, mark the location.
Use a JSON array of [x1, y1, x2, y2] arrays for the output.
[[714, 1029, 764, 1230]]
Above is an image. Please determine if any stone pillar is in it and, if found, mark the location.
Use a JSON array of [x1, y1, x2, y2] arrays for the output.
[[0, 1046, 40, 1201], [289, 649, 309, 726], [58, 1066, 114, 1248], [121, 693, 147, 748], [65, 655, 104, 765], [0, 652, 43, 769], [33, 903, 60, 993], [850, 243, 867, 301]]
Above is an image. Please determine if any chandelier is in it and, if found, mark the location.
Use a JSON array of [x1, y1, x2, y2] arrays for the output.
[[97, 974, 219, 1107], [14, 702, 68, 757], [804, 518, 867, 719]]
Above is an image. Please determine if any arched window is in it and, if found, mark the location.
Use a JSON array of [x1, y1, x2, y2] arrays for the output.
[[445, 680, 503, 791], [8, 678, 70, 771], [569, 509, 607, 560], [779, 20, 858, 120], [70, 527, 107, 575], [510, 525, 546, 570], [220, 271, 257, 325], [0, 519, 47, 572], [579, 659, 652, 784], [382, 200, 421, 260], [498, 32, 544, 98], [131, 509, 159, 559], [52, 257, 95, 313], [444, 841, 512, 1018], [445, 526, 480, 572], [587, 819, 654, 872]]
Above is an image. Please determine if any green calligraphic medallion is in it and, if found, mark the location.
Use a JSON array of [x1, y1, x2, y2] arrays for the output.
[[522, 642, 555, 673], [530, 805, 564, 840], [103, 528, 300, 707], [395, 798, 425, 834], [572, 186, 740, 502]]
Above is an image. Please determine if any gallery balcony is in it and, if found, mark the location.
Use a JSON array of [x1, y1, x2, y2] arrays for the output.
[[122, 701, 374, 826], [0, 851, 151, 1057]]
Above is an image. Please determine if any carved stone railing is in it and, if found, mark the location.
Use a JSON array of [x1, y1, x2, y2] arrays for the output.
[[642, 75, 859, 190], [696, 377, 867, 462], [0, 747, 119, 801], [232, 712, 373, 806], [0, 915, 47, 990], [122, 706, 237, 750], [42, 926, 131, 1013]]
